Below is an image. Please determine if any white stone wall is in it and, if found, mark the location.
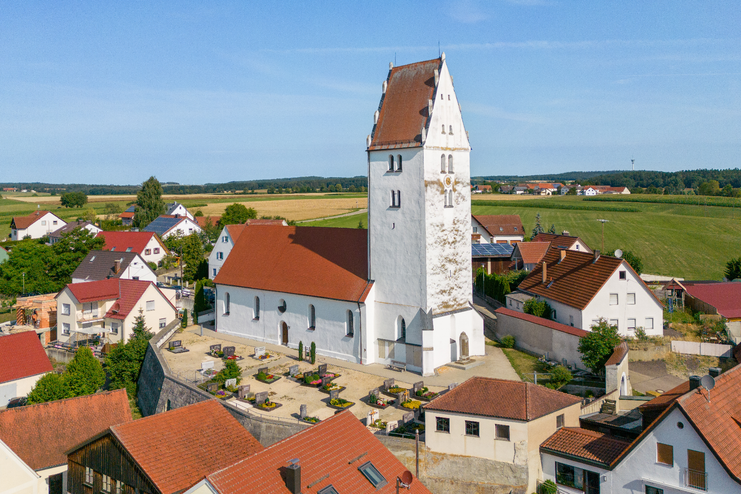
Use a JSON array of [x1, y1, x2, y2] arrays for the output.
[[0, 373, 46, 407], [208, 226, 236, 280]]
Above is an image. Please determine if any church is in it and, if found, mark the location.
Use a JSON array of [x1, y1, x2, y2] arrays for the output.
[[214, 54, 484, 376]]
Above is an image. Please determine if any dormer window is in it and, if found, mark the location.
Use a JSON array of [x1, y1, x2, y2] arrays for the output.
[[358, 461, 388, 489]]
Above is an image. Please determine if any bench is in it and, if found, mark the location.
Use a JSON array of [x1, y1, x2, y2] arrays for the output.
[[389, 360, 406, 372]]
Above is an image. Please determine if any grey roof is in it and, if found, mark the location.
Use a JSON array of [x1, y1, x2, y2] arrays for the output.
[[49, 221, 96, 239], [472, 243, 514, 258], [166, 202, 184, 215], [71, 251, 147, 282], [142, 216, 183, 236], [124, 205, 136, 213]]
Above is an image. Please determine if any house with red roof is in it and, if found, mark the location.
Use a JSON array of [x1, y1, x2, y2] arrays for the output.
[[55, 279, 177, 344], [214, 56, 485, 376], [423, 376, 582, 493], [471, 214, 524, 244], [683, 282, 741, 343], [540, 364, 741, 493], [532, 232, 592, 253], [187, 409, 431, 494], [511, 241, 552, 271], [10, 210, 66, 240], [0, 389, 131, 494], [208, 220, 287, 280], [0, 331, 53, 407], [97, 231, 169, 266], [119, 205, 136, 226]]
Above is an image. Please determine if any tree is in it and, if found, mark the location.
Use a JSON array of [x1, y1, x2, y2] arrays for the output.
[[725, 257, 741, 281], [64, 347, 106, 397], [181, 233, 205, 282], [532, 213, 544, 238], [298, 341, 304, 361], [105, 309, 153, 397], [194, 280, 208, 314], [357, 219, 364, 229], [548, 365, 573, 389], [606, 250, 644, 275], [578, 319, 622, 374], [0, 239, 56, 295], [219, 203, 257, 226], [698, 180, 720, 196], [523, 298, 553, 319], [548, 224, 556, 234], [133, 177, 166, 228], [27, 373, 71, 404], [83, 207, 97, 224], [215, 359, 242, 385], [48, 227, 105, 286], [310, 342, 316, 364], [60, 191, 88, 208], [181, 310, 188, 328]]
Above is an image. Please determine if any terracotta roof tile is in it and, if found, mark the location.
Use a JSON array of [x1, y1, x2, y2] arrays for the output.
[[684, 282, 741, 319], [61, 279, 173, 320], [244, 219, 288, 226], [208, 410, 431, 494], [195, 216, 221, 228], [0, 390, 131, 470], [423, 377, 581, 421], [472, 214, 523, 236], [532, 233, 586, 250], [110, 400, 263, 494], [97, 231, 166, 256], [215, 225, 372, 303], [494, 307, 589, 338], [0, 332, 53, 384], [513, 242, 551, 265], [540, 427, 631, 466], [369, 58, 441, 150], [11, 211, 55, 230]]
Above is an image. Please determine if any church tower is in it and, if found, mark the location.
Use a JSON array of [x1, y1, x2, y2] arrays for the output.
[[366, 54, 484, 376]]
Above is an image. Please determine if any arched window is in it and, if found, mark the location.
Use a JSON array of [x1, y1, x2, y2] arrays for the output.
[[388, 155, 394, 171], [448, 190, 454, 207], [449, 125, 453, 135], [396, 155, 402, 172], [346, 310, 354, 336], [444, 191, 449, 207], [448, 154, 454, 173], [441, 125, 446, 134], [398, 317, 406, 341], [224, 293, 230, 315], [254, 296, 260, 320], [308, 304, 316, 329], [441, 154, 446, 173]]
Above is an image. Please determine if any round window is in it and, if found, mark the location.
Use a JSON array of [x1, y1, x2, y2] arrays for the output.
[[677, 421, 684, 429]]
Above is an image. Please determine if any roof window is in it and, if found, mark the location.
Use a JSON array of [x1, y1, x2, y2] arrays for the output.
[[126, 247, 133, 252], [358, 461, 387, 489], [318, 486, 339, 494]]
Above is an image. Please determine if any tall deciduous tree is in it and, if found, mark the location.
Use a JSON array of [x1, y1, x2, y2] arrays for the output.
[[60, 191, 88, 208], [134, 177, 166, 228], [64, 347, 106, 396], [219, 203, 257, 227], [181, 233, 205, 282], [48, 228, 105, 286], [578, 319, 622, 374]]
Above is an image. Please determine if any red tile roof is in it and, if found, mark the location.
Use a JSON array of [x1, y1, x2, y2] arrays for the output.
[[540, 427, 631, 467], [369, 58, 441, 151], [638, 380, 690, 415], [519, 249, 646, 311], [97, 231, 167, 255], [195, 216, 221, 228], [532, 233, 590, 252], [513, 242, 551, 265], [423, 377, 581, 421], [604, 342, 629, 366], [120, 211, 135, 219], [215, 225, 373, 303], [244, 219, 288, 226], [684, 282, 741, 319], [207, 410, 431, 494], [11, 211, 55, 230], [494, 307, 589, 338], [0, 390, 131, 470], [0, 332, 53, 384], [225, 224, 246, 241], [61, 279, 173, 320], [108, 400, 263, 494], [472, 214, 524, 237]]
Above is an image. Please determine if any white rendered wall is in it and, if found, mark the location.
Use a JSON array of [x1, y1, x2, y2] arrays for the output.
[[0, 439, 42, 494], [163, 218, 202, 239], [119, 257, 157, 283], [208, 227, 236, 280], [11, 213, 65, 240], [0, 373, 45, 407], [540, 452, 610, 494], [140, 236, 168, 265]]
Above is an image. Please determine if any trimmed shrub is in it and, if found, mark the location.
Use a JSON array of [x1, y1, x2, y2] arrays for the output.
[[501, 335, 516, 348]]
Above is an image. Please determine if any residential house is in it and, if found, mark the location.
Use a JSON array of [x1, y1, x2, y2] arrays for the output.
[[10, 211, 66, 240], [532, 232, 592, 253], [10, 294, 58, 345], [208, 219, 287, 280], [540, 364, 741, 493], [0, 390, 131, 494], [511, 241, 551, 271], [66, 400, 264, 494], [165, 202, 194, 220], [0, 246, 7, 264], [424, 376, 582, 493], [71, 251, 156, 284], [472, 184, 492, 194], [682, 282, 741, 343], [499, 184, 514, 194], [119, 205, 136, 226], [472, 242, 514, 276], [471, 214, 524, 244], [48, 220, 102, 245], [188, 409, 431, 494], [142, 215, 202, 239], [560, 184, 583, 195], [55, 279, 177, 345], [0, 332, 53, 407], [513, 185, 528, 194], [513, 249, 663, 336], [96, 231, 169, 266], [583, 186, 631, 196]]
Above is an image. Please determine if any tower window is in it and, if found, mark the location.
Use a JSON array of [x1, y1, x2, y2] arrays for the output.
[[441, 125, 446, 134], [254, 296, 260, 320], [398, 317, 406, 341], [224, 292, 230, 315], [346, 310, 354, 336], [444, 190, 454, 208], [388, 155, 394, 171], [308, 304, 316, 329], [448, 94, 451, 100], [449, 125, 453, 134], [448, 155, 454, 173], [441, 154, 446, 173], [390, 190, 401, 208], [396, 154, 402, 172]]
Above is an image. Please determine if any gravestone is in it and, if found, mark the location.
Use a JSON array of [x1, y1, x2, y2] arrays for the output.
[[225, 378, 237, 389], [258, 367, 269, 375], [460, 332, 469, 359], [370, 408, 379, 424], [321, 376, 332, 388], [289, 365, 299, 376], [386, 421, 398, 435], [366, 410, 375, 426], [206, 382, 218, 393], [255, 391, 269, 404], [412, 381, 424, 394], [254, 346, 266, 357], [448, 382, 458, 392], [201, 361, 214, 371], [238, 385, 250, 399], [329, 389, 340, 401], [370, 388, 380, 399], [210, 344, 221, 354], [402, 412, 414, 424], [384, 378, 394, 391], [223, 346, 235, 358], [169, 340, 181, 350], [318, 364, 328, 375], [397, 391, 409, 404], [300, 404, 308, 419]]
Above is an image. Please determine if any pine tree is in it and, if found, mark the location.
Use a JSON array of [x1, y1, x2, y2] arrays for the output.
[[27, 373, 72, 404], [133, 176, 166, 229], [298, 341, 304, 361], [532, 213, 545, 238], [310, 342, 316, 365]]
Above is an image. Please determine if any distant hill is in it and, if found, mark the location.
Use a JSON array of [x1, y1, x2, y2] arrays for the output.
[[473, 171, 621, 182]]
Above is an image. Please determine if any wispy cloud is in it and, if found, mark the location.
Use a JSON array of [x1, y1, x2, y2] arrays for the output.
[[448, 0, 490, 24]]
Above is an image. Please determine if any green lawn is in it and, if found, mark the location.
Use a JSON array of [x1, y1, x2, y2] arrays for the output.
[[303, 211, 368, 228]]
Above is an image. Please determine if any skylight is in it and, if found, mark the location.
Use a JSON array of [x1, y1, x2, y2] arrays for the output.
[[318, 486, 339, 494], [126, 247, 133, 252], [358, 461, 387, 489]]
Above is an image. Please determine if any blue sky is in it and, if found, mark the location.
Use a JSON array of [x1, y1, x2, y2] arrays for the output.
[[1, 1, 739, 184]]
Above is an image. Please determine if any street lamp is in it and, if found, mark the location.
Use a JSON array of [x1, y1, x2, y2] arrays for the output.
[[597, 219, 609, 252]]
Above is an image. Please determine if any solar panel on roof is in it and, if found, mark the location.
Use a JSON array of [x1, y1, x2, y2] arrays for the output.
[[472, 243, 514, 258]]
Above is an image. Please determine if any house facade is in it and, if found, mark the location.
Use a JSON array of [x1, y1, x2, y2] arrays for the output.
[[71, 251, 157, 284], [165, 202, 194, 220], [10, 211, 66, 240], [0, 332, 53, 407], [48, 220, 102, 245], [471, 214, 524, 244], [97, 231, 169, 266], [143, 216, 202, 239]]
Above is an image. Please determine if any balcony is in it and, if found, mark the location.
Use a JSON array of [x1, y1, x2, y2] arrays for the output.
[[685, 468, 708, 491]]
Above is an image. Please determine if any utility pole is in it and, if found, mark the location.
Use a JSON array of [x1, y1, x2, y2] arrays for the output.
[[597, 219, 609, 252]]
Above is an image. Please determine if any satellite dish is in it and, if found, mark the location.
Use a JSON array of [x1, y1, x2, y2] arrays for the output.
[[614, 249, 623, 259], [700, 375, 715, 391], [401, 470, 413, 485]]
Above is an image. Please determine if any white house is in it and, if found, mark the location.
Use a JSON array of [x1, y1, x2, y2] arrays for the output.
[[471, 214, 524, 244], [532, 233, 592, 253], [0, 390, 132, 494], [166, 202, 194, 220], [208, 220, 287, 280], [0, 332, 53, 408], [96, 231, 169, 266], [540, 364, 741, 493], [10, 211, 66, 241], [143, 215, 202, 239], [55, 279, 178, 345], [48, 220, 102, 245], [215, 55, 485, 376], [512, 249, 663, 336], [71, 250, 157, 284]]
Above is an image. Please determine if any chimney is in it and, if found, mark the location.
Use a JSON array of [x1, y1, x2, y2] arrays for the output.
[[285, 463, 301, 494], [709, 367, 722, 378], [542, 261, 547, 284], [689, 375, 701, 391], [593, 250, 601, 263], [560, 250, 566, 262], [562, 230, 570, 236], [113, 260, 121, 274]]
